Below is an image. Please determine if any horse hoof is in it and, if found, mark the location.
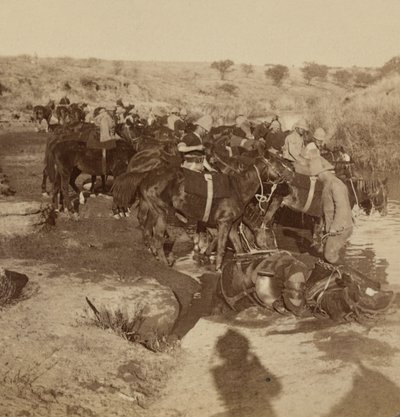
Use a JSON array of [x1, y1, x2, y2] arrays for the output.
[[42, 192, 50, 198], [113, 214, 120, 220]]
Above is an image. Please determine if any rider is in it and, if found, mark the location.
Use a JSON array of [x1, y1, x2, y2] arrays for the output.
[[94, 107, 115, 142], [59, 95, 70, 106], [115, 99, 126, 124], [177, 115, 215, 172], [282, 118, 309, 162]]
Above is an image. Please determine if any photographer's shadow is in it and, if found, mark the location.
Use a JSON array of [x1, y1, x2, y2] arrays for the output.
[[212, 329, 282, 417]]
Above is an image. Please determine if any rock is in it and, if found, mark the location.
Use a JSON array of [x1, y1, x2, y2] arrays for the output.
[[0, 199, 54, 236], [79, 194, 113, 219], [0, 268, 29, 305], [0, 172, 15, 196], [87, 277, 179, 343]]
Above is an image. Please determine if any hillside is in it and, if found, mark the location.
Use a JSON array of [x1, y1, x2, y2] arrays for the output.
[[0, 55, 346, 124]]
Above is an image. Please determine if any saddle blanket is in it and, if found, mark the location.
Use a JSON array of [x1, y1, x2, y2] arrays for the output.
[[86, 128, 117, 150], [182, 168, 231, 223], [182, 168, 230, 199], [286, 172, 324, 217]]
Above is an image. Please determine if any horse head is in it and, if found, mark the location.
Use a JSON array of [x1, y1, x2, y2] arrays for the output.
[[256, 154, 294, 185]]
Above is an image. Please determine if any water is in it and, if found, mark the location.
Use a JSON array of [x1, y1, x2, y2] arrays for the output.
[[345, 200, 400, 290]]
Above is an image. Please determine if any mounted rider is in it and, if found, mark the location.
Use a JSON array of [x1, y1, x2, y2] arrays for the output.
[[177, 115, 215, 172], [94, 106, 115, 142], [167, 107, 188, 136], [59, 95, 70, 106], [282, 118, 309, 161]]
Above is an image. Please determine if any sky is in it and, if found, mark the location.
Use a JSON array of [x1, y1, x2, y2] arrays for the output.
[[0, 0, 399, 67]]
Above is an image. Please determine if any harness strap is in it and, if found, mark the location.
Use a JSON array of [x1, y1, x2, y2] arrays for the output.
[[202, 173, 213, 223], [303, 176, 317, 212]]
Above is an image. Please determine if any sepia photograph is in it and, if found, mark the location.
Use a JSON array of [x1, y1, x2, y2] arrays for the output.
[[0, 0, 400, 416]]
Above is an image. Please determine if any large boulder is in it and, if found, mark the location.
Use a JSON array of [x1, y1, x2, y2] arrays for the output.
[[0, 199, 54, 236], [0, 268, 29, 306], [86, 277, 179, 346]]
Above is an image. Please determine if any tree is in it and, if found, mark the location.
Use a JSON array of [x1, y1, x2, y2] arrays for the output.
[[211, 59, 234, 80], [301, 62, 329, 85], [264, 65, 289, 86], [380, 56, 400, 77], [241, 63, 254, 77], [332, 69, 352, 86]]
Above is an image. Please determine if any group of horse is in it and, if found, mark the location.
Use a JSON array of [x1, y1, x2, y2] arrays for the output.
[[38, 105, 388, 271]]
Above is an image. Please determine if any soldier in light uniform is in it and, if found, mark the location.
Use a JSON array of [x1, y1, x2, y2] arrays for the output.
[[177, 115, 215, 172]]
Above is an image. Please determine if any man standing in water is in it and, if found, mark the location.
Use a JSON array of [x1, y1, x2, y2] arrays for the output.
[[311, 155, 353, 264]]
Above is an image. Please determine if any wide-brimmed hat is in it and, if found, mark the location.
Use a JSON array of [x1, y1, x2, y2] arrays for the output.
[[313, 127, 327, 142], [195, 115, 213, 132], [293, 119, 309, 131], [294, 144, 334, 176]]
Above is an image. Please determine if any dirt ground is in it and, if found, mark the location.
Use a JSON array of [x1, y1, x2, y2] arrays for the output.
[[1, 129, 400, 417]]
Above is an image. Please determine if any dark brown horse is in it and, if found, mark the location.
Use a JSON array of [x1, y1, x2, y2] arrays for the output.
[[33, 100, 55, 125], [46, 132, 134, 211], [138, 156, 293, 270]]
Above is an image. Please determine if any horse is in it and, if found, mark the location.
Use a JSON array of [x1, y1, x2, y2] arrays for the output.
[[33, 100, 55, 125], [137, 156, 293, 270], [55, 105, 70, 125], [45, 125, 135, 211]]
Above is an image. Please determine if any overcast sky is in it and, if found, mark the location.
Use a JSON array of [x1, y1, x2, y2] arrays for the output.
[[1, 0, 399, 67]]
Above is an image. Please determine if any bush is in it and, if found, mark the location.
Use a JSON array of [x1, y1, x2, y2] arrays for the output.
[[62, 81, 72, 91], [211, 60, 235, 80], [354, 71, 376, 87], [380, 56, 400, 77], [301, 62, 329, 84], [113, 60, 124, 76], [265, 65, 289, 86], [332, 69, 352, 86], [217, 83, 238, 96], [80, 76, 100, 91], [0, 82, 11, 96], [87, 57, 101, 67], [241, 63, 254, 77]]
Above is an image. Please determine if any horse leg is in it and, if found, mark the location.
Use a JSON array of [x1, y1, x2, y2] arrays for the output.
[[69, 167, 81, 194], [262, 195, 284, 225], [311, 217, 324, 254], [215, 221, 232, 271], [228, 219, 245, 254], [90, 175, 96, 194], [41, 167, 48, 196], [60, 170, 73, 212], [101, 175, 107, 194], [151, 212, 170, 265]]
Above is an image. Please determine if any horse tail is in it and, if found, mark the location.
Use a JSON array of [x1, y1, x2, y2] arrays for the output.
[[44, 138, 57, 184], [111, 172, 144, 209]]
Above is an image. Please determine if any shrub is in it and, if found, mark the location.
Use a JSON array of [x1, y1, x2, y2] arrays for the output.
[[62, 81, 72, 91], [113, 60, 124, 76], [301, 62, 329, 84], [217, 83, 238, 96], [0, 82, 11, 96], [241, 63, 254, 77], [80, 76, 100, 91], [265, 65, 289, 86], [211, 60, 235, 80], [87, 57, 101, 67], [332, 69, 353, 86], [380, 56, 400, 77], [354, 71, 377, 87]]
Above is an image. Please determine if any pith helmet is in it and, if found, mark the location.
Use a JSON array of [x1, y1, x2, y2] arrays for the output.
[[313, 127, 327, 142], [270, 120, 281, 129], [235, 115, 247, 126], [293, 119, 309, 131], [171, 107, 180, 114], [180, 107, 188, 116], [195, 115, 213, 132]]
